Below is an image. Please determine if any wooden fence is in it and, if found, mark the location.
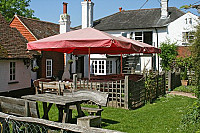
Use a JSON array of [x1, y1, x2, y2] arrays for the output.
[[0, 112, 123, 133], [166, 70, 197, 91], [70, 72, 166, 109]]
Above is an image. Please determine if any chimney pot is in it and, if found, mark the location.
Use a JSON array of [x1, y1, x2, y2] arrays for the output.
[[63, 2, 68, 14], [119, 7, 122, 12]]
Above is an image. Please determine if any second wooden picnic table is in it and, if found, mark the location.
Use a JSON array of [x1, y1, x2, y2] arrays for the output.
[[22, 93, 89, 123]]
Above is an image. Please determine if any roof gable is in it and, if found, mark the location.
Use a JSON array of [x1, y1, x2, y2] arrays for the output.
[[15, 15, 60, 40]]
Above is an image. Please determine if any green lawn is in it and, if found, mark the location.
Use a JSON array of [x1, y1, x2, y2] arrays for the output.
[[38, 95, 195, 133]]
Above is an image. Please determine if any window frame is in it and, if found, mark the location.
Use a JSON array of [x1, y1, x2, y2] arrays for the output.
[[182, 32, 195, 44], [91, 60, 106, 75], [134, 32, 143, 42], [10, 62, 16, 81], [46, 59, 52, 78]]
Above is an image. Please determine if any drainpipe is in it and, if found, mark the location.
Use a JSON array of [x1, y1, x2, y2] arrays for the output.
[[155, 28, 159, 73]]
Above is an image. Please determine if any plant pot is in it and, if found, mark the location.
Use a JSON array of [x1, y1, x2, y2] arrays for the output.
[[181, 80, 188, 86]]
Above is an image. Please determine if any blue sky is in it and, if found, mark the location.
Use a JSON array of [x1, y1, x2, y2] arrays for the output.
[[29, 0, 199, 27]]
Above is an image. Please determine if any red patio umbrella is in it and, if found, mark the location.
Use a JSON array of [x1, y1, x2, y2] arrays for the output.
[[27, 27, 160, 79], [118, 36, 161, 54], [28, 27, 143, 54]]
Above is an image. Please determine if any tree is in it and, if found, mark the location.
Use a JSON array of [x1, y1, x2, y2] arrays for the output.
[[0, 0, 38, 22], [191, 24, 200, 99], [159, 39, 178, 71]]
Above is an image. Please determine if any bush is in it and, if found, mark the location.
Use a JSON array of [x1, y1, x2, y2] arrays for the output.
[[159, 39, 178, 71], [180, 100, 200, 133], [174, 86, 197, 93]]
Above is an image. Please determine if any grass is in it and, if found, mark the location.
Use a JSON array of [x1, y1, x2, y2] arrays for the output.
[[38, 95, 195, 133]]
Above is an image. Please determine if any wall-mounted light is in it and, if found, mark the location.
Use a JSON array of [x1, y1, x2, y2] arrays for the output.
[[23, 59, 31, 68]]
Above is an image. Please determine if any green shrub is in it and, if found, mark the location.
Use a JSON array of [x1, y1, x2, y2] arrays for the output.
[[180, 100, 200, 133], [174, 86, 197, 93]]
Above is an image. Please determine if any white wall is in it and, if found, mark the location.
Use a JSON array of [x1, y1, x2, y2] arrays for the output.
[[0, 60, 31, 92], [82, 12, 198, 74], [168, 12, 199, 46]]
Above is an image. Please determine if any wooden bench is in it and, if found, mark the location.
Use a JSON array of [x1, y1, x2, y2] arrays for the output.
[[0, 96, 39, 118], [77, 116, 101, 128], [69, 106, 103, 116]]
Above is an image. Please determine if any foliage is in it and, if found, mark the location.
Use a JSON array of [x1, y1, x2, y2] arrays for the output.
[[159, 40, 178, 71], [68, 59, 73, 64], [179, 24, 200, 133], [31, 65, 39, 72], [182, 67, 188, 80], [0, 0, 39, 22], [180, 100, 200, 133], [145, 70, 157, 102], [174, 86, 197, 93], [38, 95, 195, 133], [175, 57, 193, 72], [180, 5, 192, 9], [190, 24, 200, 99]]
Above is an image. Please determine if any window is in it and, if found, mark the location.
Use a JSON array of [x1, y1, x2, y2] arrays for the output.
[[182, 32, 194, 44], [134, 31, 153, 45], [135, 58, 141, 73], [46, 59, 52, 77], [185, 18, 192, 24], [99, 61, 104, 73], [10, 62, 16, 81], [189, 18, 192, 24], [91, 60, 106, 75], [135, 32, 143, 42], [106, 61, 113, 74]]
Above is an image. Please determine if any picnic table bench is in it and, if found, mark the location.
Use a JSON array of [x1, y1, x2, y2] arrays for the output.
[[64, 89, 108, 127]]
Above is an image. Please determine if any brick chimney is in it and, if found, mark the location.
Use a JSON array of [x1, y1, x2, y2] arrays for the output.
[[81, 0, 94, 29], [161, 0, 168, 19], [59, 2, 71, 34]]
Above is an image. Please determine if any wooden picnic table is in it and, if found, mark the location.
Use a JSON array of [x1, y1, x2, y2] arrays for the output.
[[22, 93, 89, 123]]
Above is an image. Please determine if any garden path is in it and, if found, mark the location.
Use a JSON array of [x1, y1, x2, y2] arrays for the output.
[[168, 91, 197, 99]]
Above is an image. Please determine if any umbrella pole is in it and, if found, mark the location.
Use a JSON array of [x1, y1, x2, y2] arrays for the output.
[[88, 48, 91, 80], [121, 53, 122, 74]]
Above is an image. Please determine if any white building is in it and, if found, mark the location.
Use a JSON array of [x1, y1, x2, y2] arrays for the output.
[[73, 0, 198, 77]]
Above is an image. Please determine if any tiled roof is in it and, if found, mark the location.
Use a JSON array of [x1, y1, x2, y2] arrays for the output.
[[15, 15, 77, 40], [0, 14, 33, 59], [75, 7, 185, 30], [16, 15, 60, 40]]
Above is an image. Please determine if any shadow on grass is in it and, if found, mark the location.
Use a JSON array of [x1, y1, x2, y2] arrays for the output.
[[101, 118, 119, 127]]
